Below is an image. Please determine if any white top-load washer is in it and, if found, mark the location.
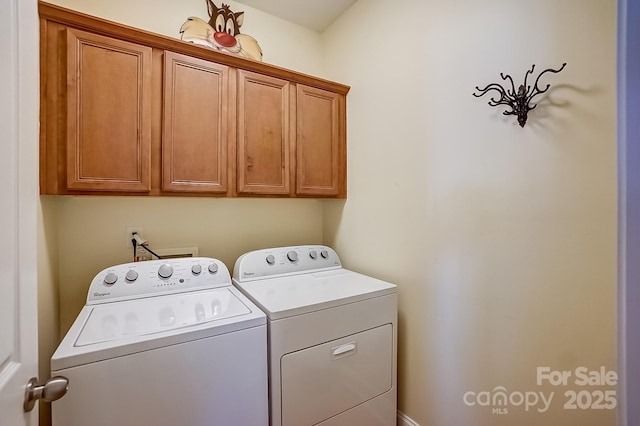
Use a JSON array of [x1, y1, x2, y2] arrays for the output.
[[51, 257, 268, 426], [233, 245, 397, 426]]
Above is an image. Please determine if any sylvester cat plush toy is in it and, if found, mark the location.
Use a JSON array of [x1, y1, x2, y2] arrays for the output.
[[179, 1, 263, 61]]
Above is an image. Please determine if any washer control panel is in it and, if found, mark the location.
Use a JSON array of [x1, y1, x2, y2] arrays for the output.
[[233, 245, 342, 282], [87, 257, 230, 304]]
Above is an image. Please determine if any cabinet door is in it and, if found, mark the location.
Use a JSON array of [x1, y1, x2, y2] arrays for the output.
[[296, 85, 344, 197], [66, 29, 151, 192], [237, 70, 291, 195], [162, 51, 229, 193]]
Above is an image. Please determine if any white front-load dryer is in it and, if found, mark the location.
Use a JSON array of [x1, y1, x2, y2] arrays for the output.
[[51, 257, 268, 426], [233, 245, 397, 426]]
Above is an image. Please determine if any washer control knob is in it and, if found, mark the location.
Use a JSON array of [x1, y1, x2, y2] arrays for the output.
[[309, 250, 318, 259], [320, 249, 329, 259], [191, 264, 202, 275], [125, 270, 138, 283], [287, 251, 298, 262], [208, 263, 218, 274], [158, 264, 174, 279], [103, 272, 118, 286], [266, 254, 276, 265]]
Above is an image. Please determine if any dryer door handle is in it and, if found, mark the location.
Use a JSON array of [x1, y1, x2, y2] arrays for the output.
[[331, 342, 357, 358]]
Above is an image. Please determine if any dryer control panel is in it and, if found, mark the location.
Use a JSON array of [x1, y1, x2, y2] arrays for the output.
[[87, 257, 231, 304], [233, 245, 342, 282]]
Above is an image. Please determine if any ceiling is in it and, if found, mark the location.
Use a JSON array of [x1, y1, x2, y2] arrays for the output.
[[234, 0, 357, 32]]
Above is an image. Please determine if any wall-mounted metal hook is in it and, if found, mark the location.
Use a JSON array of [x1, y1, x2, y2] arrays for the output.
[[473, 63, 566, 127]]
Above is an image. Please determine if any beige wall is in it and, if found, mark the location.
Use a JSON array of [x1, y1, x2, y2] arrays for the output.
[[55, 197, 323, 332], [322, 1, 617, 425], [37, 197, 59, 426], [38, 1, 619, 426]]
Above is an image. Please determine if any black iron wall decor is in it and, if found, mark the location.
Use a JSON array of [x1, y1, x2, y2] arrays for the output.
[[472, 63, 567, 127]]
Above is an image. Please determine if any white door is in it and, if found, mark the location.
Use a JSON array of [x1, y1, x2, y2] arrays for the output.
[[0, 0, 40, 424]]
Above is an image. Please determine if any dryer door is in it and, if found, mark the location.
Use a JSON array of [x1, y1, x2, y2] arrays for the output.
[[280, 323, 393, 426]]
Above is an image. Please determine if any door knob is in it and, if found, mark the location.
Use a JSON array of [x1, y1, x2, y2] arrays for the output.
[[23, 376, 69, 412]]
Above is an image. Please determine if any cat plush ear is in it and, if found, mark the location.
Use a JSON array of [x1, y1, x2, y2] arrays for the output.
[[234, 11, 244, 28], [206, 0, 218, 18]]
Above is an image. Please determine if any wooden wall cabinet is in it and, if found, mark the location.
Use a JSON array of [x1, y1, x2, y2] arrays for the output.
[[64, 28, 152, 192], [236, 70, 291, 195], [162, 52, 230, 194], [39, 2, 349, 198], [236, 74, 346, 197], [296, 84, 343, 197]]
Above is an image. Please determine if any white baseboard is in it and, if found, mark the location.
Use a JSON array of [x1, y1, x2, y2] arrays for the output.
[[397, 411, 420, 426]]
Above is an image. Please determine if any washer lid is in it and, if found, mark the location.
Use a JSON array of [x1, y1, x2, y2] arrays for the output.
[[233, 268, 396, 320], [52, 287, 266, 371]]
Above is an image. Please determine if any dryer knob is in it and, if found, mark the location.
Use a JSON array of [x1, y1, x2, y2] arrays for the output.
[[125, 270, 138, 282], [208, 263, 218, 274], [287, 251, 298, 262], [191, 264, 202, 275], [309, 250, 318, 259], [103, 272, 118, 286], [158, 264, 173, 279], [320, 249, 329, 259], [266, 254, 275, 265]]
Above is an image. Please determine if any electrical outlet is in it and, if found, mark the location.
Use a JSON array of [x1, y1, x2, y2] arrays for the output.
[[125, 226, 143, 248]]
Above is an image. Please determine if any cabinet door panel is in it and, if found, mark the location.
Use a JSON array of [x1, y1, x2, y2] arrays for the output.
[[237, 70, 290, 195], [163, 51, 228, 193], [66, 28, 151, 192], [296, 85, 343, 197]]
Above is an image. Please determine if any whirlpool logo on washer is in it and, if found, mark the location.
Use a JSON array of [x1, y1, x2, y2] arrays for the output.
[[93, 292, 111, 297]]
